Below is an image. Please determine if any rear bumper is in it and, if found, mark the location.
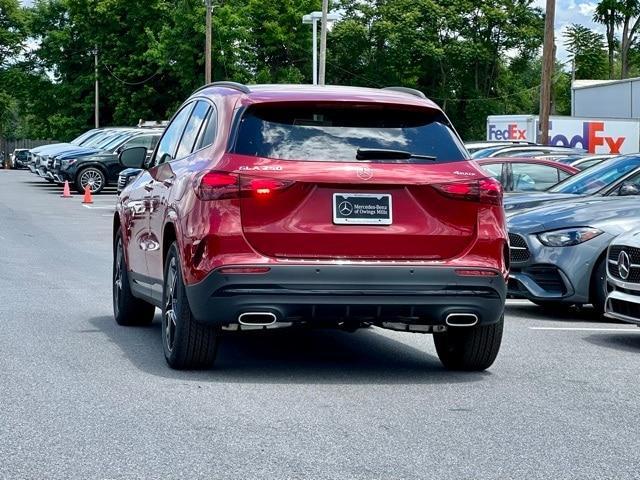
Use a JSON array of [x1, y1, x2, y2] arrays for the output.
[[185, 265, 506, 327]]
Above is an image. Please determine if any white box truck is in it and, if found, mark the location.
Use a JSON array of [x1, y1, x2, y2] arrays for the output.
[[486, 115, 640, 154]]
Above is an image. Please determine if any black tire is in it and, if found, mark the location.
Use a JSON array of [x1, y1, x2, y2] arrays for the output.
[[162, 242, 219, 370], [113, 228, 156, 326], [76, 167, 106, 194], [433, 316, 504, 371], [590, 257, 607, 315]]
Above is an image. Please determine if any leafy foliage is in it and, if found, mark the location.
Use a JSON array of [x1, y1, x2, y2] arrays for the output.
[[1, 0, 551, 142], [564, 24, 608, 80]]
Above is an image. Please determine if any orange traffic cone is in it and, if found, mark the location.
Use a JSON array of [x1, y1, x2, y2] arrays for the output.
[[60, 181, 72, 198], [82, 185, 93, 204]]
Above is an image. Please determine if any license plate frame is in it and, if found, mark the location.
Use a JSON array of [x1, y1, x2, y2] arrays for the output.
[[332, 193, 393, 225]]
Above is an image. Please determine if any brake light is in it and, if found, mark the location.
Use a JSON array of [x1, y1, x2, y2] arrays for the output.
[[197, 171, 294, 200], [197, 171, 238, 200], [479, 177, 502, 205], [433, 178, 502, 205], [246, 178, 292, 197]]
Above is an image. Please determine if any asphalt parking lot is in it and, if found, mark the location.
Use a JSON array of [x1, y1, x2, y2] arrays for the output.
[[1, 169, 640, 479]]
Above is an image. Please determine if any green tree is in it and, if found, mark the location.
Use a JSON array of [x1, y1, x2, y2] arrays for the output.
[[329, 0, 544, 139], [564, 24, 608, 79]]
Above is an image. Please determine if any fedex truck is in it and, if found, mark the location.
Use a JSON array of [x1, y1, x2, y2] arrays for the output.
[[486, 115, 640, 154]]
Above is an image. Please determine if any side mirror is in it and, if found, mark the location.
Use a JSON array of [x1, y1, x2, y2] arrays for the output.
[[619, 181, 640, 196], [119, 147, 148, 168]]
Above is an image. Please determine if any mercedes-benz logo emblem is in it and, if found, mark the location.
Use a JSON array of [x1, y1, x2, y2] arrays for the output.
[[357, 167, 373, 180], [618, 250, 631, 280], [338, 201, 354, 216]]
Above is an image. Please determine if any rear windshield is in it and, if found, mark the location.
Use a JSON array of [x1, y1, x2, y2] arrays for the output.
[[232, 104, 467, 163]]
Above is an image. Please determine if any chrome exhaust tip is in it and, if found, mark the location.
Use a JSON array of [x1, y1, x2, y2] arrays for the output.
[[238, 312, 277, 326], [445, 313, 479, 327]]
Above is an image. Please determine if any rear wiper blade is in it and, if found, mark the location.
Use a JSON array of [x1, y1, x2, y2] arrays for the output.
[[356, 148, 436, 161]]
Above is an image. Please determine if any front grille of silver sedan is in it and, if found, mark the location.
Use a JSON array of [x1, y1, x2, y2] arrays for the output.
[[608, 245, 640, 283]]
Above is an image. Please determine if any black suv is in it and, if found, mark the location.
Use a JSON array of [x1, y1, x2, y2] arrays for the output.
[[52, 130, 162, 194]]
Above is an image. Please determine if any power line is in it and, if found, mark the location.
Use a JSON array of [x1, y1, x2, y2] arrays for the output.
[[102, 62, 161, 86]]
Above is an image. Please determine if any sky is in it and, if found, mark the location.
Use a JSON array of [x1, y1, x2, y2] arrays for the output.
[[534, 0, 601, 63]]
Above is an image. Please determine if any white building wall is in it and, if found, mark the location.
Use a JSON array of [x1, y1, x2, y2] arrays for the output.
[[573, 80, 633, 118]]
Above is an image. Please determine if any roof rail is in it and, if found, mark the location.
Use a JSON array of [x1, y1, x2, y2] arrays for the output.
[[194, 81, 251, 95], [382, 86, 427, 99]]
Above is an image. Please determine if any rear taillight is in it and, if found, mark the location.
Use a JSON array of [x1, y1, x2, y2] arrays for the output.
[[433, 178, 502, 206], [196, 171, 294, 200], [197, 171, 238, 200]]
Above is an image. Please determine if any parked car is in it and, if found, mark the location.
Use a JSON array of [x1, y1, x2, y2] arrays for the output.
[[29, 128, 107, 169], [465, 140, 537, 154], [569, 155, 613, 170], [117, 167, 144, 193], [477, 157, 578, 193], [471, 145, 584, 159], [52, 129, 162, 194], [36, 129, 139, 181], [114, 82, 508, 371], [605, 228, 640, 325], [10, 149, 31, 169], [504, 154, 640, 211], [33, 129, 127, 180], [507, 196, 640, 314]]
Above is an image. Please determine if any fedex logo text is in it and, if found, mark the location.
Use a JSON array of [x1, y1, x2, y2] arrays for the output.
[[550, 122, 625, 154], [488, 123, 527, 141]]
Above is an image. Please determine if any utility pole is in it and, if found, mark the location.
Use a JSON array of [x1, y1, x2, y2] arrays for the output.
[[539, 0, 556, 145], [318, 0, 329, 86], [205, 0, 212, 84], [94, 46, 99, 128]]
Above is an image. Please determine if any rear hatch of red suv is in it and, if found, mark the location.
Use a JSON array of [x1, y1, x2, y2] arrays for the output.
[[227, 102, 499, 261]]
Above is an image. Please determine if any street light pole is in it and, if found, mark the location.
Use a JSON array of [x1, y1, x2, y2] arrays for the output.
[[312, 18, 318, 85], [539, 0, 556, 145], [205, 0, 212, 84], [303, 11, 340, 85], [318, 0, 329, 86]]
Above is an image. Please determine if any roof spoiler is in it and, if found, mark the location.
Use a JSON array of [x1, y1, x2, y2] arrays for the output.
[[382, 86, 427, 99]]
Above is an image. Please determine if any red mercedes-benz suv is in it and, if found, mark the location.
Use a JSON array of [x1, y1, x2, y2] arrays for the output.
[[113, 82, 508, 371]]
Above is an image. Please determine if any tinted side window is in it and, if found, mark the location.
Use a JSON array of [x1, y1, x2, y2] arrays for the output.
[[154, 104, 195, 165], [124, 135, 158, 150], [558, 170, 572, 180], [176, 101, 211, 159], [197, 106, 218, 149], [512, 163, 561, 192]]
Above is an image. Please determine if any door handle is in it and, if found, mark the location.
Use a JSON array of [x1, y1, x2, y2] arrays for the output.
[[143, 181, 154, 192]]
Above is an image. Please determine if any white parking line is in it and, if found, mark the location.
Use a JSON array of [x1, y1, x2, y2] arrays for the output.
[[529, 327, 640, 332], [82, 204, 115, 210]]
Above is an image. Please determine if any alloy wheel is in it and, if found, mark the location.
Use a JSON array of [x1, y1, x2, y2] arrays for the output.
[[80, 169, 103, 193], [114, 238, 123, 315], [164, 257, 178, 353]]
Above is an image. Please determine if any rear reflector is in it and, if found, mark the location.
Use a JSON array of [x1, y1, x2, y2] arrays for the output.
[[455, 269, 499, 277], [433, 177, 502, 205], [218, 267, 271, 274]]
